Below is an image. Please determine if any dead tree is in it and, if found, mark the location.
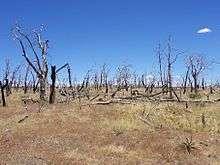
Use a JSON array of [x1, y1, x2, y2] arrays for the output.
[[92, 71, 99, 90], [100, 64, 109, 93], [166, 37, 176, 98], [15, 73, 22, 91], [0, 79, 8, 107], [156, 43, 164, 86], [13, 26, 49, 100], [24, 65, 30, 94], [201, 78, 205, 90], [183, 66, 190, 94], [132, 72, 138, 88], [187, 54, 207, 94], [9, 64, 21, 94], [49, 66, 56, 104], [141, 74, 148, 92], [49, 63, 68, 104], [116, 65, 132, 92], [99, 64, 108, 90], [30, 71, 39, 93], [67, 64, 72, 88], [3, 59, 11, 96], [165, 36, 183, 98]]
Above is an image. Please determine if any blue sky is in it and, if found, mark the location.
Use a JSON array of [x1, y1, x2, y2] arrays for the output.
[[0, 0, 220, 81]]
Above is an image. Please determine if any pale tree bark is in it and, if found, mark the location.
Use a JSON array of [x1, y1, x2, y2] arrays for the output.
[[157, 43, 164, 86], [183, 66, 190, 94], [13, 26, 49, 100]]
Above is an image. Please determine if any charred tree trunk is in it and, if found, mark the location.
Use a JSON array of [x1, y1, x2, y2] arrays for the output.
[[193, 74, 198, 94], [0, 79, 8, 107], [201, 78, 205, 90], [105, 76, 108, 94], [49, 66, 56, 104], [67, 65, 72, 88], [210, 86, 213, 94], [6, 84, 11, 96], [24, 65, 30, 94]]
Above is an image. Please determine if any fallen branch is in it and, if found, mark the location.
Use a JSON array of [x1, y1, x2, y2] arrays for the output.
[[137, 114, 153, 126], [18, 115, 29, 123], [89, 94, 100, 101]]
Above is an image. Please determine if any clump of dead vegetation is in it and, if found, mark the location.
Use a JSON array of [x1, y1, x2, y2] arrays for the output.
[[180, 136, 197, 154]]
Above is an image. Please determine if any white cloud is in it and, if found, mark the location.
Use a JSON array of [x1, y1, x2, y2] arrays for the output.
[[197, 27, 212, 34]]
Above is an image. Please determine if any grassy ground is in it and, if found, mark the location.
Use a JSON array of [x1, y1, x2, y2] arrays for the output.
[[0, 91, 220, 164]]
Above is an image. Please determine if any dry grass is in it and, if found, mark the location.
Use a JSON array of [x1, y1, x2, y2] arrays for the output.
[[0, 91, 220, 164]]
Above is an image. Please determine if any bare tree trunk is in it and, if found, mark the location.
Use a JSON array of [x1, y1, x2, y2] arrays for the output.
[[67, 65, 72, 88], [193, 74, 198, 94], [210, 86, 213, 94], [167, 62, 173, 98], [105, 76, 108, 94], [0, 79, 8, 107], [183, 67, 189, 94], [167, 37, 173, 99], [6, 84, 11, 96], [13, 26, 49, 101], [1, 85, 6, 107], [39, 76, 47, 100], [158, 43, 164, 86], [49, 66, 56, 104], [202, 78, 205, 90], [24, 65, 30, 94]]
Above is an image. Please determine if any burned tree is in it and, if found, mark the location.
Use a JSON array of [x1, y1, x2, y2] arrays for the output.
[[166, 37, 176, 98], [13, 25, 49, 100], [3, 59, 11, 96], [156, 43, 164, 87], [93, 71, 99, 90], [67, 65, 72, 89], [164, 36, 183, 99], [49, 63, 69, 104], [186, 54, 207, 94], [24, 65, 30, 94], [49, 66, 56, 104], [183, 66, 190, 94], [99, 64, 109, 93], [30, 71, 39, 93], [116, 65, 132, 92], [201, 78, 205, 90], [0, 79, 9, 107], [8, 64, 21, 94]]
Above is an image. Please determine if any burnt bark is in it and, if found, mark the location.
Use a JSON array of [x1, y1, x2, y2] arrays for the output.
[[0, 79, 8, 107], [49, 66, 56, 104]]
